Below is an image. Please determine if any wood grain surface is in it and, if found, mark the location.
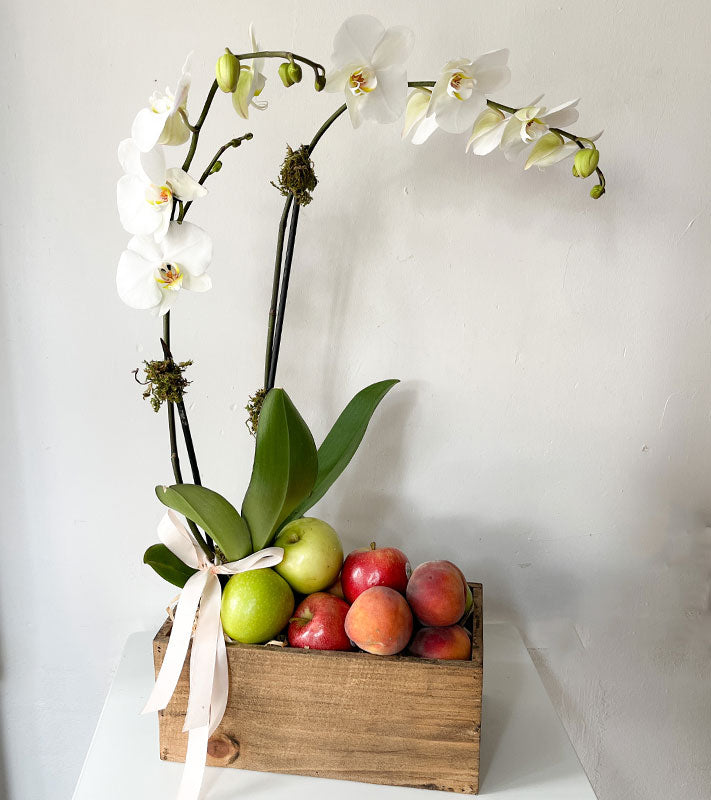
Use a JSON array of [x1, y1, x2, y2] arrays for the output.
[[154, 583, 483, 794]]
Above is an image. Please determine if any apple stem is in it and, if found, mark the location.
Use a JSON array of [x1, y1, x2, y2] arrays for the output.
[[369, 541, 376, 550], [289, 616, 310, 624]]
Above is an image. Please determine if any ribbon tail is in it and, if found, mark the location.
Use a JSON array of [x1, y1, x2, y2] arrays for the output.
[[209, 626, 229, 736], [184, 574, 221, 732], [177, 725, 209, 800], [142, 570, 208, 714]]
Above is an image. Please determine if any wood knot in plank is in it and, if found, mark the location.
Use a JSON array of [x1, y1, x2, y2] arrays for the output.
[[207, 733, 240, 765]]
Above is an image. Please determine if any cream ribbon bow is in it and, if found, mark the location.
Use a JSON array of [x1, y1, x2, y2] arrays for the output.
[[142, 510, 284, 800]]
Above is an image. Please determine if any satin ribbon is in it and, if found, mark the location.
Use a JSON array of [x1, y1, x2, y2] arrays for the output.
[[143, 510, 283, 800]]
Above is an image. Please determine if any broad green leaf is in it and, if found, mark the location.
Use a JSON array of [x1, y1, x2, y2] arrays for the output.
[[155, 484, 252, 561], [143, 544, 197, 588], [284, 379, 399, 523], [242, 388, 317, 550]]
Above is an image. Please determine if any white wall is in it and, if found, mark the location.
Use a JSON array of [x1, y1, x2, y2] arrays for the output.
[[1, 1, 710, 798]]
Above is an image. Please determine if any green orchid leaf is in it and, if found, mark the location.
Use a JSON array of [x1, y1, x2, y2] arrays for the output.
[[155, 483, 252, 561], [242, 388, 317, 550], [143, 543, 197, 588], [285, 379, 399, 523]]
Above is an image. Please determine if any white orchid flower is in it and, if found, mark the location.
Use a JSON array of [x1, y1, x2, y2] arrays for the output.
[[500, 98, 579, 161], [401, 88, 438, 144], [232, 24, 268, 119], [425, 51, 510, 136], [116, 139, 207, 241], [325, 14, 414, 128], [116, 222, 212, 315], [131, 54, 193, 152], [524, 132, 579, 170], [466, 106, 509, 154]]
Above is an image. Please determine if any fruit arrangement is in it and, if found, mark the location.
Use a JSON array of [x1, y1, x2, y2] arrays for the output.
[[220, 518, 474, 661]]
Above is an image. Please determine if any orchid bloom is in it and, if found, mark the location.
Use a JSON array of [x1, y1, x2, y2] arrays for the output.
[[232, 24, 267, 119], [117, 139, 207, 240], [425, 52, 510, 137], [402, 88, 438, 144], [131, 54, 193, 152], [116, 222, 212, 315], [465, 106, 509, 154], [500, 98, 579, 161], [325, 14, 414, 128], [524, 132, 579, 170]]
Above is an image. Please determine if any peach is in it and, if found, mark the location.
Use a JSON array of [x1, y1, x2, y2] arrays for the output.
[[406, 560, 467, 626], [344, 586, 413, 655], [409, 625, 472, 660]]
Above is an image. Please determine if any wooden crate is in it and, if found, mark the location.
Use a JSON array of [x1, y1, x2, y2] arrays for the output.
[[153, 583, 483, 794]]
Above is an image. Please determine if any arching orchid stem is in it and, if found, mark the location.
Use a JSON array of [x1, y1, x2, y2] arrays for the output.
[[181, 80, 219, 174], [307, 103, 348, 154], [234, 50, 326, 83], [267, 202, 300, 390], [178, 133, 254, 223]]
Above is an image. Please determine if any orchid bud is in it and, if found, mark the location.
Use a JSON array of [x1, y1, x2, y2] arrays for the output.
[[216, 50, 240, 93], [572, 147, 599, 178], [590, 184, 605, 199], [314, 74, 326, 92], [210, 161, 223, 174], [278, 62, 296, 87]]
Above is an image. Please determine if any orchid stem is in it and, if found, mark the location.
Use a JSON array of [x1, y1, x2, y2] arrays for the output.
[[265, 194, 294, 388], [178, 133, 254, 223], [267, 202, 300, 390], [262, 103, 348, 393]]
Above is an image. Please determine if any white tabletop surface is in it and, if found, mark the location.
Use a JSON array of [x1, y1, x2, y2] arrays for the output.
[[72, 623, 597, 799]]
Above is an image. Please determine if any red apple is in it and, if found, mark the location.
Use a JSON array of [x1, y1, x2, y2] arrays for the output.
[[344, 586, 413, 655], [409, 625, 472, 660], [341, 542, 411, 603], [406, 561, 467, 627], [287, 592, 353, 651]]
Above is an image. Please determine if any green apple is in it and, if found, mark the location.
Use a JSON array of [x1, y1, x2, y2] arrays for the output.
[[220, 568, 294, 643], [273, 517, 343, 594]]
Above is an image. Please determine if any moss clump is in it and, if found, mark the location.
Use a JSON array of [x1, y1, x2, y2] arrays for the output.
[[271, 144, 317, 206], [134, 359, 193, 412], [245, 388, 267, 435]]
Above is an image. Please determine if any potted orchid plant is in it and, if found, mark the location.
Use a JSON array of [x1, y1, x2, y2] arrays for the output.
[[116, 14, 606, 799]]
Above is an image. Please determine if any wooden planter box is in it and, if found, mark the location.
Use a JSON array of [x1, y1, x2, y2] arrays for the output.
[[153, 583, 483, 794]]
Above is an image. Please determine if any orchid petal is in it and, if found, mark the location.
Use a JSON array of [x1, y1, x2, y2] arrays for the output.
[[542, 98, 580, 128], [524, 132, 568, 169], [232, 67, 254, 119], [332, 14, 385, 65], [361, 66, 408, 123], [182, 273, 213, 293], [156, 289, 177, 316], [402, 89, 431, 139], [160, 222, 212, 276], [433, 93, 482, 134], [127, 232, 164, 262], [117, 175, 163, 237], [140, 146, 167, 185], [118, 138, 142, 177], [324, 63, 353, 93], [371, 26, 414, 69], [501, 116, 532, 160], [158, 111, 190, 147], [466, 108, 507, 154], [345, 90, 364, 128], [411, 113, 439, 145], [117, 246, 161, 310], [471, 48, 510, 71], [166, 168, 207, 201], [472, 65, 511, 94], [131, 108, 169, 153]]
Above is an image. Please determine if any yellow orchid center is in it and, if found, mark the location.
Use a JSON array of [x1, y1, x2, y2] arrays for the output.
[[348, 67, 377, 95], [447, 71, 475, 101], [155, 263, 183, 291], [145, 183, 173, 207]]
